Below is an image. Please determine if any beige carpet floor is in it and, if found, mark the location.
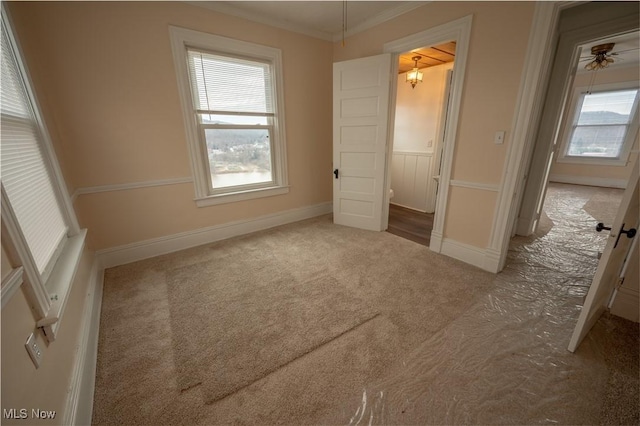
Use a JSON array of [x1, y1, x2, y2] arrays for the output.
[[93, 184, 638, 425], [94, 215, 496, 424]]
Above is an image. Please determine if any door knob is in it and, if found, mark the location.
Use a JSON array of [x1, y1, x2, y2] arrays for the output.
[[614, 223, 637, 248], [596, 222, 611, 232], [333, 169, 339, 179]]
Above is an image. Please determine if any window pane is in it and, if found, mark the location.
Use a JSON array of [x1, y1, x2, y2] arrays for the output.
[[577, 90, 637, 125], [205, 128, 272, 188], [200, 114, 268, 126], [568, 125, 627, 157]]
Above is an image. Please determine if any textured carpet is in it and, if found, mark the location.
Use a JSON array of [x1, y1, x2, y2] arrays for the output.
[[167, 256, 377, 403], [94, 215, 496, 424], [92, 188, 637, 424]]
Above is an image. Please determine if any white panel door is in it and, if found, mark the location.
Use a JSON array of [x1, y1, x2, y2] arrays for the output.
[[333, 54, 391, 231], [568, 156, 639, 352]]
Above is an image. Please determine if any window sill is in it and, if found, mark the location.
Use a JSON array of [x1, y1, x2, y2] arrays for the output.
[[36, 229, 87, 342], [556, 156, 628, 167], [195, 185, 290, 207]]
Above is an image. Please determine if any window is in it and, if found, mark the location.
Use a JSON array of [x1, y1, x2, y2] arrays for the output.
[[1, 7, 85, 342], [559, 84, 639, 165], [1, 22, 68, 283], [170, 27, 288, 206]]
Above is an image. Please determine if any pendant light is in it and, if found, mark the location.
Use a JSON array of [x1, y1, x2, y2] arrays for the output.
[[406, 55, 423, 89]]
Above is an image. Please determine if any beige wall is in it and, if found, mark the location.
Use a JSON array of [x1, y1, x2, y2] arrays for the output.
[[9, 1, 538, 253], [551, 65, 640, 184], [8, 1, 333, 251], [1, 247, 94, 425], [334, 1, 535, 247]]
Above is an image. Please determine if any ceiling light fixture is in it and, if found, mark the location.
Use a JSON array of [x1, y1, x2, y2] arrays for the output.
[[406, 55, 423, 89], [584, 43, 615, 71]]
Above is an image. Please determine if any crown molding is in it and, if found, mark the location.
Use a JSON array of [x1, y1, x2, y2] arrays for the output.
[[332, 1, 431, 42], [183, 1, 430, 42]]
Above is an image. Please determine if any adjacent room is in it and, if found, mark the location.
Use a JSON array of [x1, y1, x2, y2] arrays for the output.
[[387, 44, 454, 246], [1, 1, 638, 425]]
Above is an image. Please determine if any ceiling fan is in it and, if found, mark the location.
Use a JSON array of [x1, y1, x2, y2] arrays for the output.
[[580, 42, 638, 71]]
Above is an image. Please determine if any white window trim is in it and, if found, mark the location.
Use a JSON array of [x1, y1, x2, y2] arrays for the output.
[[169, 26, 289, 207], [557, 81, 639, 167], [1, 6, 86, 343]]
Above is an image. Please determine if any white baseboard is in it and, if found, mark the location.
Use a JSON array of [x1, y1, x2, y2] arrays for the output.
[[63, 260, 104, 426], [549, 174, 627, 189], [96, 202, 333, 269], [389, 202, 428, 213], [440, 238, 493, 272], [483, 248, 501, 273], [429, 230, 443, 252]]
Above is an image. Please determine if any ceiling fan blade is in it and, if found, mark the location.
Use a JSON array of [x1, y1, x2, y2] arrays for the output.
[[611, 48, 640, 54]]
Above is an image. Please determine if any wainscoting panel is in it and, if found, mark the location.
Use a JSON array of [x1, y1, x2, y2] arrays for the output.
[[390, 151, 434, 212]]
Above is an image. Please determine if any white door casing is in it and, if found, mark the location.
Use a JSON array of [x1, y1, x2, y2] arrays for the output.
[[383, 15, 472, 252], [333, 54, 391, 231], [568, 156, 639, 352]]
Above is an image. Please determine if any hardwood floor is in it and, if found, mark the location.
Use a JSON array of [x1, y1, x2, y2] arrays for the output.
[[386, 204, 434, 247]]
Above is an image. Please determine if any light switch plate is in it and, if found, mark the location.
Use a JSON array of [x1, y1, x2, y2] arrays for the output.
[[494, 131, 505, 145], [25, 333, 42, 369]]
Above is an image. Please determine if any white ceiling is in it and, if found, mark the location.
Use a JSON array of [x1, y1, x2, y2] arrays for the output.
[[187, 1, 429, 41], [186, 2, 639, 71]]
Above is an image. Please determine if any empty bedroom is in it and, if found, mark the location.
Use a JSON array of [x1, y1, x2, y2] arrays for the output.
[[1, 1, 638, 425]]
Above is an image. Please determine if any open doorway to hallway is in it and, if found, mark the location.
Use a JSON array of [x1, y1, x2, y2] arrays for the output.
[[512, 27, 639, 319], [387, 43, 454, 246]]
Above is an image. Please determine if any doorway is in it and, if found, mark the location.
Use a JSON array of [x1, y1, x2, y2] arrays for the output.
[[514, 2, 638, 240], [387, 44, 455, 246], [506, 2, 640, 349]]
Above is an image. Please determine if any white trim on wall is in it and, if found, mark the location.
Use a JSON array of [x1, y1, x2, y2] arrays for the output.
[[449, 180, 499, 192], [71, 177, 194, 201], [548, 174, 627, 189], [63, 261, 104, 426], [1, 266, 23, 308], [96, 202, 333, 269], [393, 150, 433, 156], [440, 238, 488, 270]]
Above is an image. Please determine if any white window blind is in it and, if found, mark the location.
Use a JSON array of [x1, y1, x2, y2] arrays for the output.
[[1, 24, 68, 276], [187, 49, 274, 115]]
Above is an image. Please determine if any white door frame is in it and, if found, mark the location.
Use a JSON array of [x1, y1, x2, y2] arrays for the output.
[[482, 2, 569, 272], [382, 15, 472, 253]]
